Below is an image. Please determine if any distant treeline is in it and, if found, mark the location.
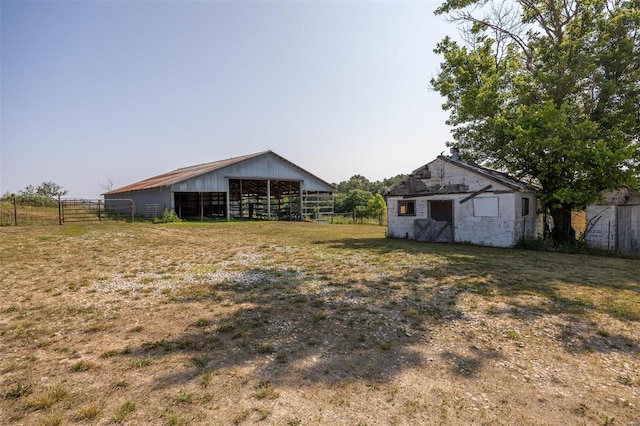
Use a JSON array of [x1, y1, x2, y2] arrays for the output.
[[331, 174, 406, 220]]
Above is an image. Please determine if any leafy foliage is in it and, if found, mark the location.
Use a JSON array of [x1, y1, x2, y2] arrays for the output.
[[333, 174, 407, 196], [431, 0, 640, 240], [366, 193, 387, 225], [333, 174, 404, 221], [6, 181, 69, 207], [153, 208, 181, 224]]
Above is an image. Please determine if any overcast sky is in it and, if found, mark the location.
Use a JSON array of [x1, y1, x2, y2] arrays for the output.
[[1, 1, 456, 198]]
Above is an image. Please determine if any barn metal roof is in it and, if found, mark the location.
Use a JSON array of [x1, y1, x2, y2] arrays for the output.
[[104, 150, 334, 195]]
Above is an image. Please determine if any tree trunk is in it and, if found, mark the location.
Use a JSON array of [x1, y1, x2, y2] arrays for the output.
[[549, 203, 576, 243]]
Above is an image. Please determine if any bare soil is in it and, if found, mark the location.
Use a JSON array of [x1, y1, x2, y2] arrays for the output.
[[0, 221, 638, 425]]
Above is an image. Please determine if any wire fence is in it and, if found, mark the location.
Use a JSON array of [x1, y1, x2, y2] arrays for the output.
[[0, 197, 162, 226]]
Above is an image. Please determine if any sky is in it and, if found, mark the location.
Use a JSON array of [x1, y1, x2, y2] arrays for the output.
[[1, 0, 457, 199]]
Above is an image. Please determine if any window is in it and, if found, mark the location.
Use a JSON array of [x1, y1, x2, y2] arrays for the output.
[[522, 197, 530, 216], [429, 200, 453, 222], [473, 197, 499, 217], [398, 200, 415, 216]]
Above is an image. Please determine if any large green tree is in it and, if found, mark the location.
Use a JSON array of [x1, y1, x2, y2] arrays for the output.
[[431, 0, 640, 241]]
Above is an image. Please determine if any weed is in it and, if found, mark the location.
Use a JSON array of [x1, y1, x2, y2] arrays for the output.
[[232, 409, 251, 425], [113, 400, 136, 423], [192, 355, 210, 368], [218, 323, 235, 333], [100, 349, 121, 358], [166, 413, 188, 426], [254, 380, 279, 400], [3, 382, 32, 399], [37, 412, 64, 426], [24, 385, 68, 411], [70, 360, 95, 372], [257, 409, 271, 420], [192, 318, 211, 327], [376, 340, 393, 351], [275, 351, 288, 363], [74, 402, 103, 421], [173, 390, 193, 405], [201, 371, 213, 388], [505, 330, 521, 340], [1, 305, 19, 314], [616, 375, 633, 386], [1, 362, 20, 373], [153, 208, 181, 224], [129, 358, 152, 369], [255, 343, 276, 354]]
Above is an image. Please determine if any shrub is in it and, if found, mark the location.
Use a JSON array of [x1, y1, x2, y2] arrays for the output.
[[153, 209, 181, 224]]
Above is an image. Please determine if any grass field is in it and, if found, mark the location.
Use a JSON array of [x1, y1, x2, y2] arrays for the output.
[[1, 221, 638, 425]]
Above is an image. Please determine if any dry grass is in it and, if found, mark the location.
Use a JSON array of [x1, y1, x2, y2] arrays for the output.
[[1, 221, 639, 425]]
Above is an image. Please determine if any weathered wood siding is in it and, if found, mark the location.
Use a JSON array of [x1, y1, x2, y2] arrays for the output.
[[586, 204, 640, 252]]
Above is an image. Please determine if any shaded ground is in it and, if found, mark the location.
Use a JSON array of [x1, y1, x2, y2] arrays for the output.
[[0, 221, 639, 425]]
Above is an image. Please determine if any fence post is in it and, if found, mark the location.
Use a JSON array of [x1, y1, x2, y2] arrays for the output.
[[58, 195, 62, 225], [130, 200, 135, 222], [98, 200, 102, 221], [12, 194, 17, 226]]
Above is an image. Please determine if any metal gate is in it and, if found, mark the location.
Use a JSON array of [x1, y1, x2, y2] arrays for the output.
[[617, 205, 640, 252], [60, 199, 105, 223], [60, 199, 136, 224]]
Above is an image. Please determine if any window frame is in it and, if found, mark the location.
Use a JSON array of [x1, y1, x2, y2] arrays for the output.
[[398, 200, 416, 216]]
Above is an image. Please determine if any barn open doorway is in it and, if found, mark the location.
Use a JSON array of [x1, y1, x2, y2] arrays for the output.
[[228, 179, 302, 220], [174, 192, 226, 220]]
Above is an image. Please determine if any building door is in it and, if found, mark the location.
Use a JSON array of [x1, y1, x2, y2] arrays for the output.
[[414, 200, 454, 243], [617, 205, 640, 252]]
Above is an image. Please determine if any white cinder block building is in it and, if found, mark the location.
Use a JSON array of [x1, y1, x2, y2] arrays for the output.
[[385, 150, 539, 247]]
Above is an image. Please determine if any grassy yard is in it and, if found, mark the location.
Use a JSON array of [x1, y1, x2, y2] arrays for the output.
[[0, 221, 638, 425]]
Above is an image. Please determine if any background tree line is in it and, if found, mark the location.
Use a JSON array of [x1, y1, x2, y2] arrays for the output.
[[332, 174, 406, 224], [1, 181, 68, 207]]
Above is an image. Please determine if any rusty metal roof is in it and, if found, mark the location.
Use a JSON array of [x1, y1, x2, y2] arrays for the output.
[[104, 150, 334, 195], [104, 151, 266, 195]]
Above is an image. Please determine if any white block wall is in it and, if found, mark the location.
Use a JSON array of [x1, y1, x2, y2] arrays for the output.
[[386, 158, 538, 247]]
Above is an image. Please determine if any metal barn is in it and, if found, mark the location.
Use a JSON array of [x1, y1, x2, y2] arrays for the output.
[[103, 151, 334, 221]]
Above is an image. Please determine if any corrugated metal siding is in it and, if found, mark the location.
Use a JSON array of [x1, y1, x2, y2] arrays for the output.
[[105, 187, 172, 214]]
